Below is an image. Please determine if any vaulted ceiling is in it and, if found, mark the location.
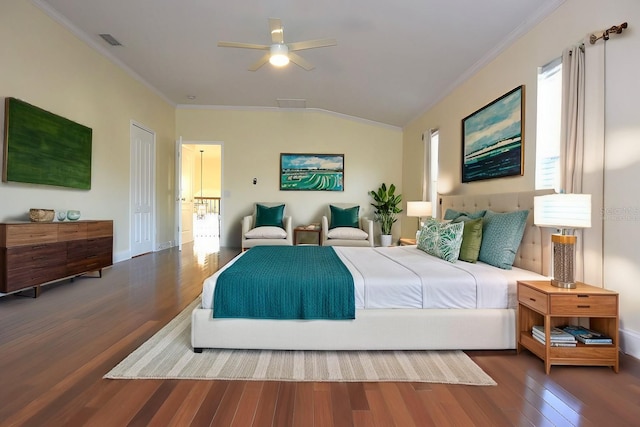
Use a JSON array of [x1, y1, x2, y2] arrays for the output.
[[35, 0, 565, 127]]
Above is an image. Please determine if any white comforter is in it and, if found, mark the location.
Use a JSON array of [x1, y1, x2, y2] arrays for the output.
[[201, 246, 547, 310]]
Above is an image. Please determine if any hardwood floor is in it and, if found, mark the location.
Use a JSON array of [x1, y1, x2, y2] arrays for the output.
[[1, 243, 639, 426]]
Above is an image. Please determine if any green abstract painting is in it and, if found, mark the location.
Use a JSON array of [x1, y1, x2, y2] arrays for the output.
[[3, 97, 92, 189]]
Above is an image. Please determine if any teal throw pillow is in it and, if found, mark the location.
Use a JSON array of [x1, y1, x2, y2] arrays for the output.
[[453, 217, 483, 263], [478, 209, 529, 269], [330, 205, 359, 229], [254, 204, 285, 228], [417, 218, 464, 263], [443, 208, 487, 221]]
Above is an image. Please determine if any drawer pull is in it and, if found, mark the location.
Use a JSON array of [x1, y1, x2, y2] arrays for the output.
[[577, 305, 591, 308], [577, 294, 590, 298], [529, 298, 536, 302]]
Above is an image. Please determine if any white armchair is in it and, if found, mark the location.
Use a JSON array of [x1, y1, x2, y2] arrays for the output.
[[321, 203, 374, 247], [241, 203, 293, 250]]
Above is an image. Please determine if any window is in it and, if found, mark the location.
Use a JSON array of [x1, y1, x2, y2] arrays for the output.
[[536, 57, 562, 190], [429, 130, 439, 207], [422, 129, 439, 217]]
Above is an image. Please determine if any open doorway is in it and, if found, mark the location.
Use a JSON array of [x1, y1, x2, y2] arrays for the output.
[[180, 142, 222, 256]]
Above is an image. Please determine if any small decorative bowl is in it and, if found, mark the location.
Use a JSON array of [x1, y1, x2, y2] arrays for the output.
[[56, 211, 67, 221], [66, 210, 81, 221], [29, 209, 55, 222]]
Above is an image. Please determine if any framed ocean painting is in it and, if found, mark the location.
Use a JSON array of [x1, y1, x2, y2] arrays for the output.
[[461, 85, 525, 183], [280, 153, 344, 191]]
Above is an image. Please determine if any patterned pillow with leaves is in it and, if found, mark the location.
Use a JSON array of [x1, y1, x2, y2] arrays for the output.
[[417, 218, 464, 263]]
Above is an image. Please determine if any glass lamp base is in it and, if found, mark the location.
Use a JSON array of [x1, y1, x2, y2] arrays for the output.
[[552, 234, 577, 289]]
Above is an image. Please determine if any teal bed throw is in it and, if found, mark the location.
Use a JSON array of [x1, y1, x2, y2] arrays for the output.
[[213, 246, 355, 319]]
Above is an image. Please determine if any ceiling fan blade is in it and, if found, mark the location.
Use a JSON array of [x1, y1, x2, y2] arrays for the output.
[[248, 53, 271, 71], [288, 38, 337, 51], [269, 18, 284, 44], [288, 52, 315, 71], [218, 41, 269, 50]]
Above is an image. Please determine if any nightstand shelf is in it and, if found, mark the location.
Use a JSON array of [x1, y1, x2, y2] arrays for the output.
[[517, 280, 619, 374], [399, 238, 416, 246]]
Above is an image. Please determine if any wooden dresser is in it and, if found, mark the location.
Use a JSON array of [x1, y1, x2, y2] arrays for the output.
[[0, 220, 113, 296]]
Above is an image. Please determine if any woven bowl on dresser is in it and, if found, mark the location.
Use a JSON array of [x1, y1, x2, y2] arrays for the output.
[[29, 208, 55, 222]]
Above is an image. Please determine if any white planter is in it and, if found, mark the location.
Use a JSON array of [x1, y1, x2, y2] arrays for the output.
[[380, 234, 393, 247]]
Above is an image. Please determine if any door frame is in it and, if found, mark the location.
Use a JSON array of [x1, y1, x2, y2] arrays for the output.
[[130, 121, 157, 257], [175, 139, 224, 250]]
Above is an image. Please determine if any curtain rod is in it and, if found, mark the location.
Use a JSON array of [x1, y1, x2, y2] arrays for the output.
[[589, 22, 628, 44]]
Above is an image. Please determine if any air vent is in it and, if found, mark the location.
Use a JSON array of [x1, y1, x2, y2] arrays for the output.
[[277, 98, 306, 109], [99, 34, 123, 46]]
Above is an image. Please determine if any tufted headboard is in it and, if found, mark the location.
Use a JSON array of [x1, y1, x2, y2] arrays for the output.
[[439, 190, 554, 275]]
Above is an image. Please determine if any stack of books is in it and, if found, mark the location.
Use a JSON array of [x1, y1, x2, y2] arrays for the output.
[[562, 325, 613, 345], [531, 325, 577, 347]]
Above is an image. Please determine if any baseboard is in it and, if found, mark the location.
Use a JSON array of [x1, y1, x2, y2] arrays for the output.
[[113, 250, 130, 264], [620, 327, 640, 360], [156, 241, 174, 251]]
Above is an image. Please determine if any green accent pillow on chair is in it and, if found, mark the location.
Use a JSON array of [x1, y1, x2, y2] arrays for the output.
[[254, 204, 285, 228], [330, 205, 359, 229]]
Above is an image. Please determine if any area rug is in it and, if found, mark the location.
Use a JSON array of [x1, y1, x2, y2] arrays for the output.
[[104, 297, 496, 386]]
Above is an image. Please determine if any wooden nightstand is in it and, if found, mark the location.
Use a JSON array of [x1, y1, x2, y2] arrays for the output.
[[517, 280, 619, 374], [399, 238, 416, 246], [293, 226, 322, 246]]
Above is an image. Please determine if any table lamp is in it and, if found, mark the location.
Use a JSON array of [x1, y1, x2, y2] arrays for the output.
[[407, 201, 432, 238], [534, 193, 591, 288]]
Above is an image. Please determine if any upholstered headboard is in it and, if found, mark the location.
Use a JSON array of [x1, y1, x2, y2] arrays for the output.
[[439, 190, 554, 275]]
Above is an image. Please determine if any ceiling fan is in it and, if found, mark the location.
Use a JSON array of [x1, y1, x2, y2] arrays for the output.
[[217, 18, 337, 71]]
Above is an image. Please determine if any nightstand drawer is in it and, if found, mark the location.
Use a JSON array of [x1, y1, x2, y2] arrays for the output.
[[550, 294, 618, 316], [518, 284, 548, 313]]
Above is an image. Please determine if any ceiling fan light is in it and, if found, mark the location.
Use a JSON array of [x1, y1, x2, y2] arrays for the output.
[[269, 44, 290, 67]]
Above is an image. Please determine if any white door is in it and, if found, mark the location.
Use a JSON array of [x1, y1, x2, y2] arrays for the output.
[[130, 124, 155, 257], [181, 146, 195, 244]]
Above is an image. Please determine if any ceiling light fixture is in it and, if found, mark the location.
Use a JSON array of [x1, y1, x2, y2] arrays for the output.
[[269, 43, 290, 67]]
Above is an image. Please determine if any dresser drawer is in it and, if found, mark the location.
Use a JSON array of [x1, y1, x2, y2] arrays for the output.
[[550, 294, 618, 316], [87, 221, 113, 238], [518, 284, 548, 313], [58, 223, 88, 241], [86, 237, 113, 255], [5, 242, 67, 268], [4, 265, 67, 292], [2, 224, 58, 247]]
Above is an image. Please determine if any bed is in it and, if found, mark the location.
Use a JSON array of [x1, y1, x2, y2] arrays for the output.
[[191, 190, 553, 351]]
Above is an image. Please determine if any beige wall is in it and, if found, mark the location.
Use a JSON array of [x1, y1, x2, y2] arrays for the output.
[[0, 1, 176, 261], [403, 0, 640, 358], [176, 108, 403, 247]]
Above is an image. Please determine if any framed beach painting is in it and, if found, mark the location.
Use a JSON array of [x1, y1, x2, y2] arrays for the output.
[[280, 153, 344, 191], [461, 85, 525, 183]]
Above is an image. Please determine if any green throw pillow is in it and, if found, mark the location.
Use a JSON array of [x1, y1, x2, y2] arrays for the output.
[[443, 208, 487, 221], [254, 204, 285, 228], [330, 205, 359, 229], [453, 217, 483, 263], [417, 218, 464, 263], [478, 209, 529, 269]]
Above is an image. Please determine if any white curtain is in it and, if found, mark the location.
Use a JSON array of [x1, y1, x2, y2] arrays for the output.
[[560, 44, 585, 194], [560, 41, 606, 285], [560, 43, 586, 281]]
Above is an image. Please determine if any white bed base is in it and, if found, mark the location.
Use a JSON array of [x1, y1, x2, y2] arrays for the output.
[[192, 307, 515, 351], [191, 189, 553, 352]]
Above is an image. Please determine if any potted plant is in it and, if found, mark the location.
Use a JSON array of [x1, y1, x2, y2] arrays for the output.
[[369, 183, 403, 246]]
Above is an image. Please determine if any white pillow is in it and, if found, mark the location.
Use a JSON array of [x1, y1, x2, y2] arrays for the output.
[[327, 227, 368, 240], [244, 226, 286, 239]]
